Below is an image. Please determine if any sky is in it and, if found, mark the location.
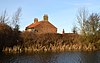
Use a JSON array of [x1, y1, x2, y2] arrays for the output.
[[0, 0, 100, 33]]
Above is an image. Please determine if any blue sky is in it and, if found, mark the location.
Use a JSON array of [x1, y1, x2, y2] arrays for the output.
[[0, 0, 100, 33]]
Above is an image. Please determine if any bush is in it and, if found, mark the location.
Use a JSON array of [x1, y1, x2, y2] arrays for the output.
[[0, 23, 13, 50], [20, 31, 38, 46], [20, 32, 79, 47], [37, 33, 62, 46]]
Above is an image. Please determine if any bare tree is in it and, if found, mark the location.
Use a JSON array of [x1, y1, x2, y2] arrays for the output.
[[77, 8, 100, 35], [77, 8, 89, 35], [0, 10, 9, 23], [0, 8, 22, 51], [72, 25, 77, 34], [12, 8, 22, 30], [76, 8, 100, 43], [89, 13, 100, 34]]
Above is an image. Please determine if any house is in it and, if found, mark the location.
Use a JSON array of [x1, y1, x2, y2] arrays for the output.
[[25, 14, 57, 34]]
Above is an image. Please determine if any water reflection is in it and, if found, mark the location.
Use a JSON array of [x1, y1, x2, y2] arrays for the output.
[[0, 51, 100, 63]]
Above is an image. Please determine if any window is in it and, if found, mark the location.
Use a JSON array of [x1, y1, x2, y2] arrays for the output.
[[32, 29, 35, 32]]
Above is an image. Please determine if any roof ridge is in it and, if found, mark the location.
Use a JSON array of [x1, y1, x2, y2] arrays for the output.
[[26, 20, 57, 29]]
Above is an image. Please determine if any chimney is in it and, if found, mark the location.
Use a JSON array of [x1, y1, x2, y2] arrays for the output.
[[62, 29, 65, 34], [34, 18, 38, 23], [43, 14, 48, 21]]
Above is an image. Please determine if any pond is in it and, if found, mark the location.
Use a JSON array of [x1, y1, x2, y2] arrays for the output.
[[0, 51, 100, 63]]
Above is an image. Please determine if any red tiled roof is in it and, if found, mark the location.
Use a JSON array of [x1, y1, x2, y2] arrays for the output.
[[26, 21, 56, 28], [26, 22, 40, 28], [26, 21, 57, 29]]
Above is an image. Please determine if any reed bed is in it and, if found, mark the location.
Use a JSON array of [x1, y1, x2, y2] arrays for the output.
[[2, 43, 97, 54]]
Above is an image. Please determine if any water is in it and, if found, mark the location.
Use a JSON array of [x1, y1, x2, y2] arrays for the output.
[[0, 51, 100, 63]]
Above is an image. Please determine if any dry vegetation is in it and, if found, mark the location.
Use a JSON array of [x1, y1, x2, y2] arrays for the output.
[[0, 8, 100, 53]]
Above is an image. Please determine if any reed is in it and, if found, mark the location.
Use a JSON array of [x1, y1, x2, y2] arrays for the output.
[[2, 43, 97, 54]]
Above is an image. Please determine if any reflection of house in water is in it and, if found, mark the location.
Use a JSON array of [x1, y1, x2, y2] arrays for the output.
[[25, 14, 57, 34]]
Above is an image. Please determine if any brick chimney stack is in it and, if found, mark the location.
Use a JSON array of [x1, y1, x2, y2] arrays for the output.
[[43, 14, 48, 21], [62, 29, 65, 34], [34, 18, 38, 23]]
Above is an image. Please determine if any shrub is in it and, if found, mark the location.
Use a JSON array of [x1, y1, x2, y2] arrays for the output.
[[0, 23, 13, 50]]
